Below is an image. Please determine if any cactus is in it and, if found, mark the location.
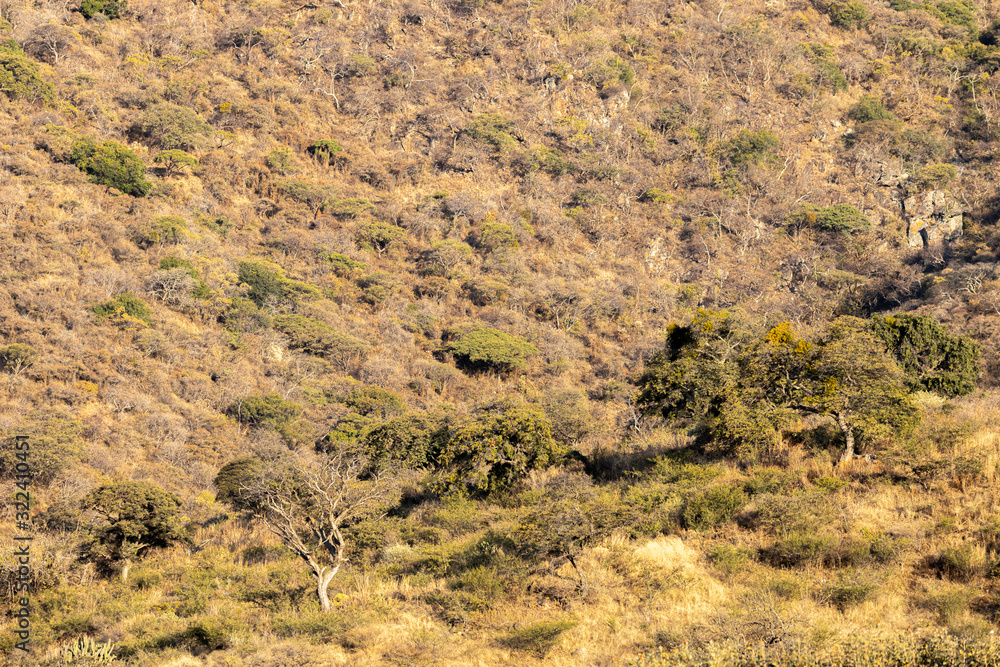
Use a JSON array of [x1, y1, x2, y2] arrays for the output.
[[53, 636, 118, 665]]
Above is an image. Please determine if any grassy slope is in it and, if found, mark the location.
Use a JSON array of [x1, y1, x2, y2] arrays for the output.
[[4, 0, 1000, 664]]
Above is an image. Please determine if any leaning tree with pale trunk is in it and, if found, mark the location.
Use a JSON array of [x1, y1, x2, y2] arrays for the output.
[[215, 445, 399, 612]]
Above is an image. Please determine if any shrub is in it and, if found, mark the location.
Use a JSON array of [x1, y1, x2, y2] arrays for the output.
[[682, 485, 747, 530], [307, 139, 344, 165], [80, 0, 125, 18], [0, 38, 55, 103], [228, 393, 303, 438], [476, 221, 519, 252], [237, 261, 322, 305], [501, 619, 578, 658], [321, 251, 365, 277], [274, 180, 334, 215], [69, 138, 150, 196], [912, 163, 957, 190], [826, 576, 879, 610], [93, 292, 153, 326], [785, 203, 871, 236], [761, 531, 838, 567], [465, 113, 518, 152], [135, 103, 211, 150], [362, 413, 448, 469], [137, 215, 187, 246], [718, 129, 780, 167], [344, 386, 405, 418], [326, 197, 376, 219], [828, 1, 870, 29], [708, 544, 754, 575], [272, 315, 368, 365], [443, 328, 538, 374], [354, 221, 405, 255], [433, 406, 566, 496], [0, 344, 37, 374], [154, 149, 199, 175], [848, 95, 894, 123]]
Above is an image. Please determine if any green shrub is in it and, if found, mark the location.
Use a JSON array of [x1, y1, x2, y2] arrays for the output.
[[345, 386, 404, 418], [501, 619, 578, 658], [938, 545, 986, 581], [135, 103, 211, 150], [354, 220, 405, 255], [69, 137, 150, 196], [462, 278, 509, 306], [93, 292, 153, 326], [274, 179, 335, 214], [0, 343, 37, 374], [826, 576, 879, 610], [476, 221, 519, 252], [848, 95, 894, 123], [229, 392, 302, 431], [307, 139, 344, 164], [154, 149, 199, 175], [465, 113, 518, 152], [272, 314, 368, 364], [321, 251, 365, 277], [828, 1, 870, 29], [433, 406, 566, 496], [682, 485, 747, 530], [443, 328, 538, 374], [718, 129, 780, 167], [785, 203, 871, 236], [137, 215, 187, 246], [236, 261, 320, 305], [223, 297, 272, 333], [185, 616, 240, 650], [81, 0, 125, 18], [0, 416, 83, 486], [363, 413, 448, 469], [762, 531, 838, 567], [326, 197, 376, 219], [0, 38, 55, 103], [912, 163, 957, 190]]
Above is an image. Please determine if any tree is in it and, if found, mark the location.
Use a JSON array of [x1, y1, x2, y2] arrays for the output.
[[442, 328, 538, 375], [796, 318, 919, 462], [81, 482, 186, 581], [80, 0, 126, 19], [0, 38, 55, 103], [70, 137, 151, 196], [135, 103, 212, 150], [869, 314, 981, 398], [214, 446, 400, 612], [432, 405, 566, 496], [636, 311, 918, 463], [154, 149, 199, 176]]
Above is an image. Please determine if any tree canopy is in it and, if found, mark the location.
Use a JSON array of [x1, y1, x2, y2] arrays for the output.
[[636, 310, 926, 462]]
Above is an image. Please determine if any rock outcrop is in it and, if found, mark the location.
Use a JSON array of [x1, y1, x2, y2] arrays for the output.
[[903, 190, 963, 249]]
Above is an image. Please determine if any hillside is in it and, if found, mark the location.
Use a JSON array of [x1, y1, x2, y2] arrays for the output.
[[4, 0, 1000, 664]]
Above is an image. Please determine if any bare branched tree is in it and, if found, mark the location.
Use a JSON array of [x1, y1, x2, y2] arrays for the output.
[[219, 446, 400, 612]]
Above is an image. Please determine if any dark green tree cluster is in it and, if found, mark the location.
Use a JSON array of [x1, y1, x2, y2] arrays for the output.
[[82, 481, 186, 581], [70, 137, 150, 196], [0, 38, 55, 103], [870, 314, 981, 397], [634, 310, 975, 462]]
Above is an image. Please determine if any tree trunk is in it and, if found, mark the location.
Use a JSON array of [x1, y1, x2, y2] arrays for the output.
[[836, 412, 855, 463], [317, 567, 338, 612], [121, 558, 132, 583]]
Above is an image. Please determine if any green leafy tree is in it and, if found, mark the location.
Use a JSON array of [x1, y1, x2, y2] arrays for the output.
[[307, 139, 344, 165], [70, 137, 151, 196], [848, 95, 894, 123], [798, 317, 919, 462], [785, 204, 871, 236], [228, 392, 303, 444], [154, 149, 199, 175], [354, 221, 405, 256], [433, 406, 566, 496], [92, 292, 153, 327], [0, 38, 55, 103], [344, 386, 405, 419], [361, 413, 449, 469], [272, 315, 368, 370], [80, 0, 126, 19], [637, 311, 918, 463], [0, 344, 37, 376], [82, 481, 186, 581], [443, 328, 538, 375], [214, 447, 400, 612], [869, 314, 981, 398], [135, 103, 211, 150]]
